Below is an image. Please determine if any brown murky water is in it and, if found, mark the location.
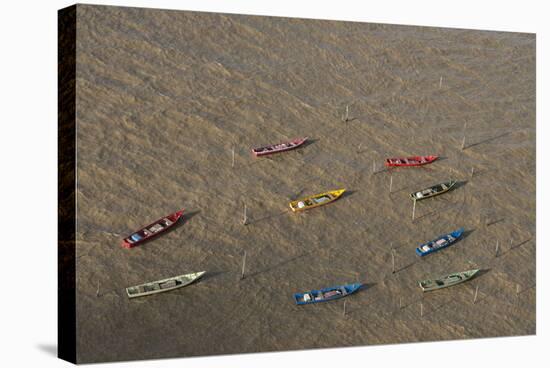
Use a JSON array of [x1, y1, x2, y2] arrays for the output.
[[73, 5, 535, 363]]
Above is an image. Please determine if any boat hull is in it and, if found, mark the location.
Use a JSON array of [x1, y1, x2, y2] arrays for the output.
[[294, 283, 362, 305], [126, 271, 205, 298], [121, 209, 184, 248], [419, 269, 479, 292], [410, 180, 456, 201], [289, 189, 345, 212], [385, 155, 438, 167], [415, 228, 464, 256], [252, 137, 307, 156]]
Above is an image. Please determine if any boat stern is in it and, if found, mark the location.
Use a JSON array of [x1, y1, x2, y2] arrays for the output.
[[121, 239, 134, 249], [415, 247, 427, 257], [333, 189, 346, 198], [451, 227, 465, 238]]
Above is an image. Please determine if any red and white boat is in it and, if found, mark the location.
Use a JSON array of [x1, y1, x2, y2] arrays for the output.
[[121, 209, 184, 248], [252, 137, 307, 157], [385, 155, 438, 167]]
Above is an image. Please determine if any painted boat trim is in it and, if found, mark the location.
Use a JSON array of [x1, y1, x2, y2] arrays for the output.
[[415, 228, 464, 256], [410, 180, 457, 201], [418, 269, 479, 292], [294, 283, 362, 305], [126, 271, 206, 298], [385, 155, 438, 167], [252, 137, 308, 156], [289, 189, 346, 212], [121, 209, 184, 248]]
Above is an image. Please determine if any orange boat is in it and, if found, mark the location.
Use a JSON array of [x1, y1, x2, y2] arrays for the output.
[[121, 209, 184, 248], [385, 155, 438, 167]]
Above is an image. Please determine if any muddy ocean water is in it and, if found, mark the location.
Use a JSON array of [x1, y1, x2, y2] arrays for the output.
[[72, 4, 535, 363]]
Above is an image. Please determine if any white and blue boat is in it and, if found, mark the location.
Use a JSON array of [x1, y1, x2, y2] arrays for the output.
[[415, 228, 464, 256], [293, 283, 362, 305]]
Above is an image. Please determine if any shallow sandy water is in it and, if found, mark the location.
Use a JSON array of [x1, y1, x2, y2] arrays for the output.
[[72, 5, 535, 363]]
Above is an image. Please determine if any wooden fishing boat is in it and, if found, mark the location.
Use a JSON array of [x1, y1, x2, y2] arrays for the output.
[[121, 209, 184, 248], [294, 283, 362, 305], [252, 137, 307, 156], [415, 228, 464, 256], [419, 269, 479, 292], [385, 155, 438, 167], [289, 189, 345, 212], [126, 271, 205, 298], [410, 180, 456, 201]]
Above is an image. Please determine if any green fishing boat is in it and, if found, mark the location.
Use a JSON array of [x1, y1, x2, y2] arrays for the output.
[[418, 269, 479, 292], [410, 180, 456, 201], [126, 271, 205, 298]]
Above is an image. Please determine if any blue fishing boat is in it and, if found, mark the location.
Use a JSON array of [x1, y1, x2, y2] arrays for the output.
[[293, 283, 362, 305], [415, 228, 464, 256]]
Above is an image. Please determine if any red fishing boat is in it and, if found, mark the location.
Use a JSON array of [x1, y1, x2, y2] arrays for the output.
[[385, 155, 438, 167], [121, 209, 184, 248], [252, 137, 307, 156]]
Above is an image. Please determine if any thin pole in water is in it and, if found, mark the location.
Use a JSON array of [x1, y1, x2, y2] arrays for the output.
[[372, 159, 376, 174], [96, 281, 100, 297], [391, 249, 396, 274], [232, 147, 235, 168], [412, 199, 416, 221], [495, 240, 500, 258], [439, 76, 443, 89], [242, 203, 247, 225], [343, 300, 347, 316], [471, 167, 475, 178], [461, 136, 466, 150], [389, 172, 393, 194], [420, 302, 423, 317], [399, 297, 402, 309], [473, 285, 479, 304], [344, 105, 349, 122], [241, 251, 247, 280]]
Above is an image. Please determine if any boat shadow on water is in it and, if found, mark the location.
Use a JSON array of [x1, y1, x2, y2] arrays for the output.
[[246, 209, 288, 225], [245, 252, 312, 279], [297, 137, 318, 151], [413, 199, 466, 222]]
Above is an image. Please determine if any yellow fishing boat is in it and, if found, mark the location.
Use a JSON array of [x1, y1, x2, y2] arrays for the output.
[[289, 189, 345, 212]]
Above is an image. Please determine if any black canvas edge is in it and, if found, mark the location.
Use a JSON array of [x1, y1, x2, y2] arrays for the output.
[[58, 4, 77, 364]]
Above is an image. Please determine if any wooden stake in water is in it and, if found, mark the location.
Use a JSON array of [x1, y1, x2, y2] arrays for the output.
[[495, 240, 500, 258], [343, 300, 347, 316], [399, 297, 402, 309], [412, 199, 417, 221], [242, 203, 247, 225], [96, 281, 100, 297], [461, 136, 466, 150], [231, 147, 235, 168], [391, 249, 396, 274], [372, 159, 376, 174], [439, 76, 443, 89], [389, 173, 393, 194], [473, 285, 479, 304], [241, 251, 247, 280], [420, 302, 423, 317], [344, 105, 350, 122], [471, 167, 475, 178]]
